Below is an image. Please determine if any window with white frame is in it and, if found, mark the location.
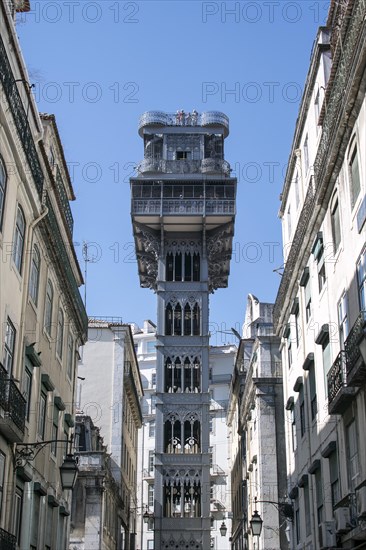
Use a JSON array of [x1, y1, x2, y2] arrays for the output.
[[38, 391, 47, 440], [148, 450, 154, 473], [67, 333, 74, 380], [13, 204, 25, 273], [303, 135, 309, 174], [348, 141, 361, 209], [0, 157, 6, 231], [149, 420, 155, 438], [346, 417, 359, 489], [23, 365, 32, 421], [314, 90, 320, 134], [44, 280, 54, 335], [151, 372, 156, 387], [56, 308, 64, 359], [3, 318, 16, 375], [329, 450, 340, 507], [331, 196, 341, 254], [14, 487, 23, 543], [148, 483, 154, 508], [357, 248, 366, 310], [338, 293, 349, 349], [29, 244, 41, 305], [309, 362, 317, 421]]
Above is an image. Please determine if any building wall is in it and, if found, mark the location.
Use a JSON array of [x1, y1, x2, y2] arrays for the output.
[[0, 2, 87, 548], [78, 322, 143, 549], [274, 1, 366, 547]]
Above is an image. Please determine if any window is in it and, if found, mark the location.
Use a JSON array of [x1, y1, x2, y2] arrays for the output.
[[338, 293, 349, 349], [147, 341, 155, 354], [56, 308, 64, 359], [329, 451, 340, 507], [314, 466, 323, 525], [148, 451, 154, 473], [291, 406, 297, 451], [29, 244, 41, 305], [299, 386, 306, 438], [38, 391, 47, 439], [331, 197, 341, 253], [209, 415, 214, 434], [314, 90, 320, 134], [44, 280, 54, 335], [348, 143, 361, 209], [176, 151, 191, 160], [287, 333, 292, 369], [0, 158, 7, 230], [3, 318, 16, 375], [0, 452, 5, 518], [23, 367, 32, 421], [305, 278, 312, 322], [147, 540, 154, 549], [304, 482, 311, 536], [295, 501, 300, 544], [312, 232, 326, 293], [51, 405, 59, 456], [149, 421, 155, 438], [13, 205, 25, 273], [346, 418, 359, 489], [294, 171, 300, 209], [322, 337, 331, 394], [151, 372, 156, 387], [287, 206, 292, 239], [151, 395, 156, 413], [67, 333, 74, 380], [13, 487, 23, 543], [309, 362, 317, 420], [357, 249, 366, 310], [303, 135, 309, 174], [148, 484, 154, 508]]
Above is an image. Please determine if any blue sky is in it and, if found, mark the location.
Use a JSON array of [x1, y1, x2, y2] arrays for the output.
[[17, 0, 329, 343]]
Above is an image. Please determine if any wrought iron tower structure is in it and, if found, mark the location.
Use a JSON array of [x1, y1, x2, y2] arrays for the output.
[[130, 110, 236, 549]]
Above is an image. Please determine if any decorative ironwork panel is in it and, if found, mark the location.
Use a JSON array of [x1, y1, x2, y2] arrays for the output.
[[0, 528, 16, 550], [327, 351, 347, 403], [55, 166, 74, 235], [0, 362, 26, 433], [0, 35, 44, 198], [345, 310, 366, 374]]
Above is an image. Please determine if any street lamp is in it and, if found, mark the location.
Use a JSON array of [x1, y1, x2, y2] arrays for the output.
[[250, 510, 263, 537], [143, 506, 154, 524], [219, 521, 228, 536], [14, 439, 78, 490]]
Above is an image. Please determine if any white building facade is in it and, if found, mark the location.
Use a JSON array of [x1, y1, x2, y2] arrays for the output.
[[77, 320, 143, 550], [274, 1, 366, 547]]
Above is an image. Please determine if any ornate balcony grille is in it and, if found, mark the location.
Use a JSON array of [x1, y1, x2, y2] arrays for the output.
[[44, 197, 87, 339], [0, 363, 26, 434], [0, 528, 16, 550], [55, 166, 74, 235], [138, 158, 230, 176], [327, 351, 347, 403], [273, 178, 316, 328], [138, 111, 229, 134], [345, 310, 366, 375], [0, 35, 44, 198]]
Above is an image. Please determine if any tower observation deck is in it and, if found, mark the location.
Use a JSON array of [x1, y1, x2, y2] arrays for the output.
[[130, 110, 236, 549]]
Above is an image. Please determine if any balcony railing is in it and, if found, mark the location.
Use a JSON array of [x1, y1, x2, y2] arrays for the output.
[[138, 110, 229, 136], [55, 166, 74, 235], [327, 351, 356, 414], [345, 310, 366, 385], [138, 158, 230, 176], [132, 198, 235, 216], [0, 35, 44, 199], [0, 528, 16, 550], [0, 362, 26, 440], [45, 197, 88, 340]]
